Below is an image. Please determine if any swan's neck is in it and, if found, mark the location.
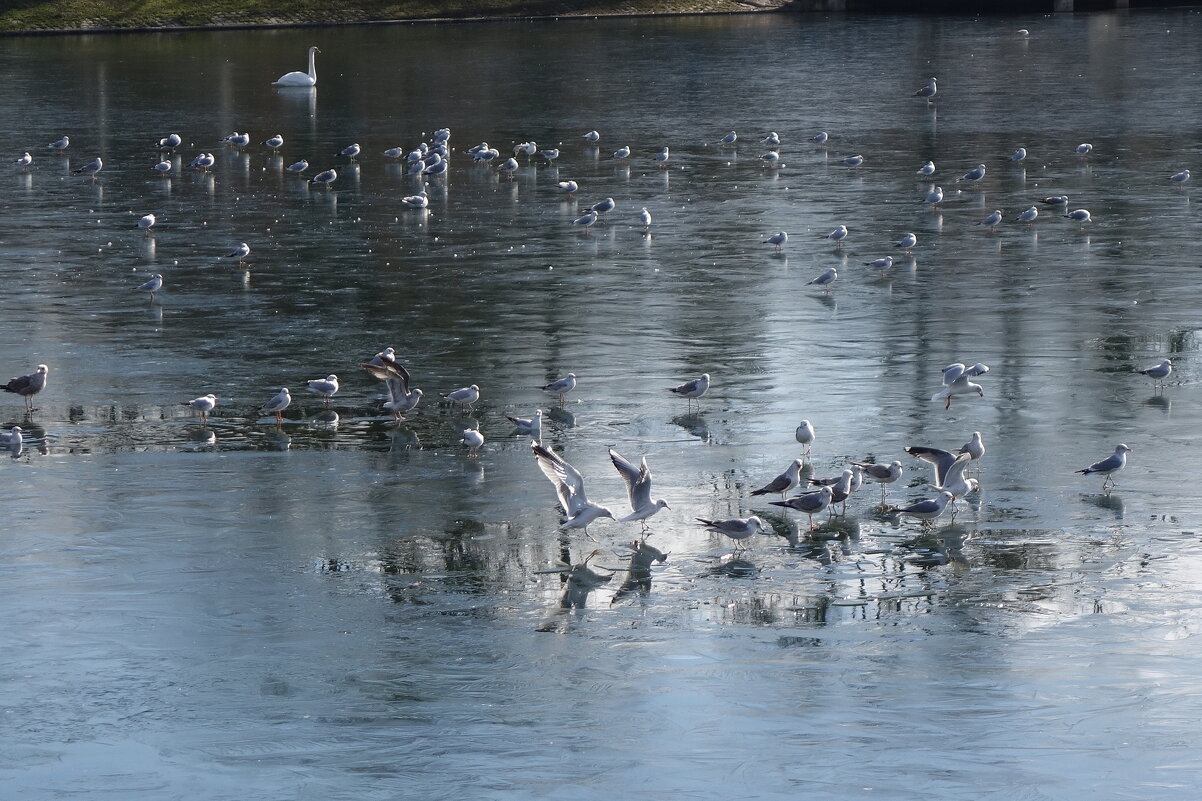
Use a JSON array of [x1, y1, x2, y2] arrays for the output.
[[308, 49, 317, 81]]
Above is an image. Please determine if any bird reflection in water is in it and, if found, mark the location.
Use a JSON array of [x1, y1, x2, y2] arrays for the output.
[[611, 540, 668, 604], [703, 552, 760, 579], [671, 412, 711, 443], [899, 523, 970, 568], [537, 550, 613, 632], [1082, 492, 1124, 520]]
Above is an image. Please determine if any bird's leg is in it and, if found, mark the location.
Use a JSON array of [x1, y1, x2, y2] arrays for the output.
[[945, 396, 952, 410]]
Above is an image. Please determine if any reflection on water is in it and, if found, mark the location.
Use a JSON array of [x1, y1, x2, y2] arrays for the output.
[[4, 10, 1202, 800]]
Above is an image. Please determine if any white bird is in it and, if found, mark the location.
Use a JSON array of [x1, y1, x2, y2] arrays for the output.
[[73, 157, 102, 178], [762, 132, 781, 146], [225, 242, 251, 265], [263, 134, 284, 150], [960, 431, 986, 465], [864, 255, 894, 269], [612, 146, 631, 160], [360, 355, 423, 420], [825, 225, 849, 244], [851, 460, 904, 501], [136, 273, 163, 300], [639, 207, 652, 229], [759, 151, 781, 167], [48, 135, 69, 151], [1039, 195, 1069, 206], [1077, 443, 1131, 490], [769, 486, 835, 532], [1076, 143, 1093, 154], [572, 210, 598, 232], [1169, 169, 1190, 183], [1009, 147, 1027, 162], [531, 441, 615, 531], [460, 428, 484, 458], [286, 159, 309, 174], [795, 420, 815, 459], [654, 146, 670, 168], [423, 159, 448, 176], [3, 364, 49, 412], [958, 164, 986, 182], [514, 141, 537, 156], [718, 131, 737, 145], [609, 449, 671, 529], [807, 267, 837, 288], [1138, 359, 1172, 387], [153, 160, 172, 173], [696, 516, 768, 550], [183, 394, 218, 423], [582, 130, 601, 142], [589, 197, 616, 215], [894, 491, 955, 526], [1015, 206, 1039, 223], [764, 231, 788, 251], [1, 426, 23, 449], [189, 152, 215, 171], [811, 131, 829, 144], [557, 180, 578, 195], [273, 46, 320, 87], [914, 77, 937, 102], [305, 374, 340, 404], [158, 133, 182, 149], [260, 388, 292, 423], [401, 191, 429, 209], [137, 213, 156, 233], [933, 362, 989, 409], [668, 373, 710, 408], [497, 156, 519, 174], [340, 143, 361, 160], [896, 232, 917, 251], [441, 384, 480, 409], [903, 447, 978, 501], [542, 373, 577, 403], [14, 152, 32, 169], [541, 148, 560, 162], [916, 160, 935, 175], [923, 186, 944, 206], [750, 459, 805, 499], [1064, 208, 1092, 222], [311, 168, 337, 188], [382, 147, 405, 159], [840, 154, 864, 167], [506, 409, 543, 440], [223, 132, 250, 148], [977, 210, 1003, 228]]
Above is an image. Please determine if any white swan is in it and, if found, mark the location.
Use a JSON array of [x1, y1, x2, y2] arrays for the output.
[[273, 46, 320, 87]]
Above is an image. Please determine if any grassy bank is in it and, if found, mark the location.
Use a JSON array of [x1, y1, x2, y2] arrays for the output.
[[0, 0, 792, 33]]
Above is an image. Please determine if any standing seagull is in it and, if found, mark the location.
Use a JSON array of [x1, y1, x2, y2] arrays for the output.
[[977, 210, 1003, 229], [1015, 206, 1039, 223], [769, 486, 834, 532], [260, 388, 292, 423], [696, 516, 768, 551], [609, 448, 671, 530], [183, 394, 218, 423], [263, 134, 285, 151], [542, 373, 577, 403], [851, 459, 904, 502], [824, 225, 849, 245], [1139, 359, 1172, 387], [1169, 169, 1190, 184], [764, 231, 788, 252], [3, 364, 49, 412], [795, 420, 816, 460], [958, 164, 987, 183], [894, 491, 955, 527], [506, 409, 543, 441], [441, 384, 480, 409], [225, 242, 251, 265], [750, 459, 805, 499], [668, 373, 710, 410], [896, 232, 918, 252], [305, 374, 340, 405], [136, 273, 163, 301], [1077, 444, 1131, 491], [807, 267, 837, 289], [48, 135, 70, 151], [914, 77, 937, 103], [73, 157, 103, 179], [137, 213, 156, 234], [311, 168, 338, 188], [14, 152, 32, 170], [531, 441, 615, 532], [460, 428, 484, 458]]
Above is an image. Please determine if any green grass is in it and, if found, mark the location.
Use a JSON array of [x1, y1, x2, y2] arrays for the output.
[[0, 0, 789, 32]]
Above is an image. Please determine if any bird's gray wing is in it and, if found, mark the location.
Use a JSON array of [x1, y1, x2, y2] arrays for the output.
[[905, 446, 957, 485], [942, 452, 973, 486], [533, 443, 588, 514], [608, 449, 643, 509], [942, 363, 967, 385]]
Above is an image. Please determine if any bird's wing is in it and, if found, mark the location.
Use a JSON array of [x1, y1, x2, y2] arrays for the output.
[[965, 363, 990, 377], [533, 443, 588, 514], [608, 449, 643, 509], [942, 453, 973, 487], [671, 378, 700, 395], [360, 358, 409, 391], [1085, 454, 1122, 473], [942, 363, 967, 385], [905, 446, 957, 485]]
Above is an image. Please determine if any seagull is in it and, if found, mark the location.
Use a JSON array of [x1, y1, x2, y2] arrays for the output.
[[360, 354, 423, 420], [441, 384, 480, 409], [183, 394, 218, 423], [225, 242, 251, 265], [582, 130, 601, 142], [1, 426, 22, 449], [933, 362, 989, 409], [611, 146, 631, 160], [769, 486, 834, 531], [460, 428, 484, 458], [1009, 147, 1027, 162], [759, 151, 781, 167], [153, 160, 172, 173], [960, 431, 986, 467], [807, 467, 859, 516], [260, 387, 291, 423], [639, 207, 652, 229], [401, 191, 429, 209], [340, 143, 361, 160], [189, 152, 215, 171], [718, 131, 737, 145], [914, 77, 937, 102], [795, 420, 815, 459], [650, 146, 670, 168], [923, 186, 944, 206], [1039, 195, 1069, 206], [1015, 206, 1039, 223], [864, 256, 894, 270], [1077, 443, 1131, 490], [851, 460, 904, 501], [896, 232, 917, 252], [135, 213, 156, 234], [903, 447, 978, 501], [557, 180, 578, 195], [305, 374, 339, 404], [572, 210, 598, 233], [589, 197, 616, 215], [136, 273, 163, 300], [958, 164, 987, 183], [506, 409, 543, 440], [977, 210, 1003, 228], [14, 152, 32, 169], [1064, 209, 1092, 222], [916, 160, 935, 176], [609, 449, 671, 530], [696, 516, 767, 550], [73, 157, 103, 178], [811, 131, 829, 144], [668, 373, 710, 409], [311, 168, 337, 188], [762, 132, 781, 146], [764, 231, 788, 251], [48, 135, 70, 151], [514, 141, 537, 156], [542, 373, 577, 403], [840, 154, 864, 167], [497, 156, 519, 175], [531, 441, 615, 532], [750, 459, 805, 499], [1138, 359, 1172, 387], [893, 491, 955, 526], [1076, 143, 1093, 154], [1169, 169, 1190, 183], [382, 147, 405, 159], [223, 132, 250, 148], [807, 267, 837, 288], [263, 134, 284, 150], [2, 364, 49, 412], [541, 148, 560, 162], [824, 225, 849, 244]]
